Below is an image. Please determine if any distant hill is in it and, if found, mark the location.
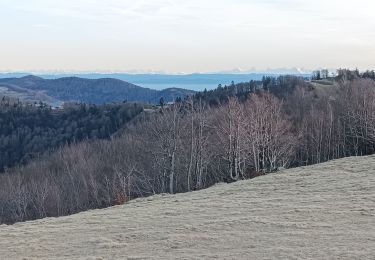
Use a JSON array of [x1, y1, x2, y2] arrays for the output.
[[0, 72, 312, 91], [0, 75, 195, 105]]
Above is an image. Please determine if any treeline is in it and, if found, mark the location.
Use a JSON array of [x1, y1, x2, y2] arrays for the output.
[[0, 100, 143, 171], [336, 69, 375, 81], [193, 75, 311, 106], [0, 74, 374, 224], [312, 68, 375, 81]]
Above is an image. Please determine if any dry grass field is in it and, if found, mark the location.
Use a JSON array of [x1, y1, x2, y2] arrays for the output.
[[1, 155, 374, 259]]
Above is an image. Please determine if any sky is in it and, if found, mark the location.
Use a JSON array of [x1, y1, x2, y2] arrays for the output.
[[0, 0, 374, 73]]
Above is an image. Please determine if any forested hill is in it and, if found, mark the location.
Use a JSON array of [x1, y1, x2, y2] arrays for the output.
[[193, 75, 312, 106], [0, 75, 195, 105], [0, 101, 143, 171]]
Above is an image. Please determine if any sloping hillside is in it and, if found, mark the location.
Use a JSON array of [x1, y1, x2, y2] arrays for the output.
[[310, 79, 340, 99], [0, 155, 374, 259], [0, 75, 195, 104]]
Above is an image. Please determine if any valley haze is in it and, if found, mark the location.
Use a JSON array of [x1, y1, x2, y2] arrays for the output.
[[0, 72, 310, 91]]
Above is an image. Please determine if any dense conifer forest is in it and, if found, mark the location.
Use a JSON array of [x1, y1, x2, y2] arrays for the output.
[[0, 99, 143, 171]]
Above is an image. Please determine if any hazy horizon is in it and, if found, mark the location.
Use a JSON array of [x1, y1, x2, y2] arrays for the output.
[[1, 0, 375, 73], [0, 67, 313, 75], [0, 70, 305, 91]]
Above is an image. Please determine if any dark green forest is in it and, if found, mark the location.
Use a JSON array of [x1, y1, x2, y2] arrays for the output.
[[192, 75, 311, 106], [0, 99, 143, 171]]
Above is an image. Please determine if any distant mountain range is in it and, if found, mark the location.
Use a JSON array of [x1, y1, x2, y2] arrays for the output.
[[0, 75, 195, 105], [0, 72, 311, 91]]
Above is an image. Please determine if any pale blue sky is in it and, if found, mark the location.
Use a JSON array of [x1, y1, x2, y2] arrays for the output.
[[1, 0, 374, 73]]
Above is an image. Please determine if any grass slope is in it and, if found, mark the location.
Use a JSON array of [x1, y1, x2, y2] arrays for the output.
[[0, 155, 374, 259]]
